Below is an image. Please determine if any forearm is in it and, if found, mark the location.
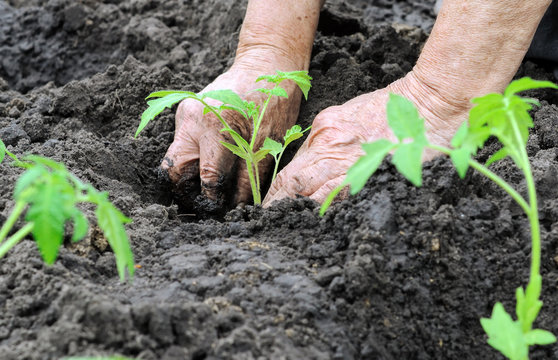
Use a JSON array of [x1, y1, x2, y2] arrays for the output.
[[234, 0, 323, 71], [413, 0, 552, 108]]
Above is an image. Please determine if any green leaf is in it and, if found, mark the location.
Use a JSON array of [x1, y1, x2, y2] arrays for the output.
[[485, 147, 508, 167], [218, 104, 248, 119], [253, 148, 271, 163], [387, 94, 424, 141], [481, 302, 528, 360], [257, 71, 313, 100], [220, 141, 249, 160], [278, 71, 312, 100], [0, 139, 5, 164], [95, 199, 134, 281], [346, 140, 395, 194], [136, 93, 191, 137], [261, 137, 283, 158], [319, 184, 344, 216], [504, 77, 558, 97], [392, 141, 425, 187], [283, 125, 304, 147], [253, 87, 289, 98], [71, 210, 89, 242], [14, 165, 46, 200], [146, 90, 194, 99], [450, 147, 471, 179], [524, 329, 557, 346], [203, 89, 246, 110], [24, 155, 67, 172], [221, 128, 251, 152], [450, 122, 469, 148], [25, 180, 72, 264]]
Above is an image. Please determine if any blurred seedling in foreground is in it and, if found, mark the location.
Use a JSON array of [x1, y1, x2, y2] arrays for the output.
[[0, 140, 134, 281], [321, 77, 558, 360]]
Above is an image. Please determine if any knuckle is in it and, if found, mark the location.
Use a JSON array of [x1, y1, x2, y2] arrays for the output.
[[176, 100, 202, 125], [200, 164, 222, 183]]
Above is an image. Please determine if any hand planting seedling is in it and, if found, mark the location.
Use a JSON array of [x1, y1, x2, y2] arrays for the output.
[[321, 77, 558, 360], [135, 70, 312, 204], [0, 140, 134, 281]]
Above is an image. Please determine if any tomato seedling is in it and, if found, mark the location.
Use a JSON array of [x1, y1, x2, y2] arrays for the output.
[[0, 140, 134, 281], [321, 77, 558, 360], [136, 70, 312, 204]]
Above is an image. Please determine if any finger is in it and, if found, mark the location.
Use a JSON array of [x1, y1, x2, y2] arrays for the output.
[[161, 99, 205, 183], [198, 131, 238, 201], [308, 176, 346, 204], [263, 154, 347, 207], [160, 129, 200, 184]]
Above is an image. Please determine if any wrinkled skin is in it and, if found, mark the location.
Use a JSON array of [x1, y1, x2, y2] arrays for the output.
[[161, 64, 302, 205], [263, 73, 468, 205], [162, 0, 552, 208]]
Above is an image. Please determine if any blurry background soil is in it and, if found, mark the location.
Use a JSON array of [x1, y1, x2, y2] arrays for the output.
[[1, 0, 558, 359]]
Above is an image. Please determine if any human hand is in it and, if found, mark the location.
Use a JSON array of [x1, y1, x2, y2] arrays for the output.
[[262, 72, 469, 205], [160, 64, 303, 207]]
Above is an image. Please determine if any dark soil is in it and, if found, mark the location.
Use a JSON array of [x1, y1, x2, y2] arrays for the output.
[[1, 0, 558, 359]]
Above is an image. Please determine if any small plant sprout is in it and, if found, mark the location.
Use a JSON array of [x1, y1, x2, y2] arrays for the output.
[[0, 139, 135, 281], [135, 70, 312, 204], [261, 124, 311, 183], [321, 77, 558, 359]]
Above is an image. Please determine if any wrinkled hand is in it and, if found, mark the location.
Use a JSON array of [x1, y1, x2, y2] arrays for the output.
[[161, 64, 303, 207], [263, 73, 469, 206]]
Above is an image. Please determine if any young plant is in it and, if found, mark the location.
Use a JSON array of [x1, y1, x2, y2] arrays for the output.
[[135, 70, 312, 204], [0, 140, 135, 281], [321, 77, 558, 359], [261, 124, 311, 183]]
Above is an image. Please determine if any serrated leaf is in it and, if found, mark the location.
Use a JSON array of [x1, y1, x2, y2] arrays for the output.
[[203, 89, 246, 110], [25, 180, 70, 264], [392, 141, 424, 187], [481, 302, 528, 360], [253, 148, 271, 163], [220, 141, 248, 160], [277, 71, 312, 100], [146, 90, 195, 99], [221, 128, 250, 152], [71, 210, 89, 242], [218, 104, 248, 119], [257, 71, 313, 100], [450, 147, 471, 179], [524, 329, 557, 346], [283, 125, 304, 147], [254, 87, 289, 98], [136, 93, 191, 137], [485, 147, 508, 167], [387, 93, 424, 141], [504, 77, 558, 97], [261, 137, 283, 158], [96, 200, 134, 281], [346, 140, 395, 194]]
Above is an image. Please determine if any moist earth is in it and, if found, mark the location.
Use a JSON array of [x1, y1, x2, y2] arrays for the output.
[[1, 0, 558, 359]]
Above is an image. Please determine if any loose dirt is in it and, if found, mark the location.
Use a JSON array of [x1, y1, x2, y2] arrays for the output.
[[1, 0, 558, 359]]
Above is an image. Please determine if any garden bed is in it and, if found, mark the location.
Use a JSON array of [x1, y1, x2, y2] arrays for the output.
[[1, 0, 558, 359]]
